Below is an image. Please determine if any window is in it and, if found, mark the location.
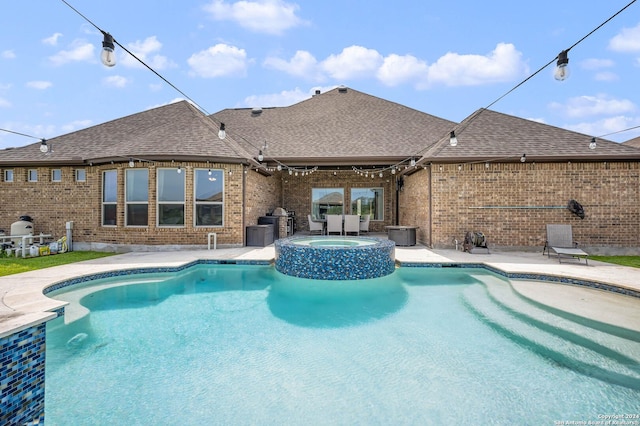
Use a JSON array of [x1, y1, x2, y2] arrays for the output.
[[102, 170, 117, 226], [157, 168, 185, 226], [311, 188, 344, 219], [126, 169, 149, 226], [195, 169, 223, 226], [351, 188, 384, 220], [3, 170, 14, 182], [75, 169, 86, 182], [28, 169, 38, 182], [51, 169, 62, 182]]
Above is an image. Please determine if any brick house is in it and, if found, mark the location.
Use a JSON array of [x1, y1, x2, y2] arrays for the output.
[[1, 86, 639, 253]]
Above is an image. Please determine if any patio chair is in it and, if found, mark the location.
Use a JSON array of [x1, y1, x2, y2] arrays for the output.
[[326, 215, 343, 236], [543, 224, 589, 265], [359, 215, 370, 234], [308, 214, 324, 235], [344, 215, 360, 236]]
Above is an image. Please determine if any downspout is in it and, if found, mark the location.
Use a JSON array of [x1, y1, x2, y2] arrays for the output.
[[394, 176, 400, 226], [242, 164, 246, 246], [427, 164, 433, 248]]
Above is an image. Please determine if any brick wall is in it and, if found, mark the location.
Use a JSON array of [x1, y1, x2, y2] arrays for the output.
[[280, 169, 397, 233], [0, 162, 246, 248], [401, 162, 640, 253]]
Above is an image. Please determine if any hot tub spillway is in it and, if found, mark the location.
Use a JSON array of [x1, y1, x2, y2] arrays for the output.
[[274, 236, 396, 280]]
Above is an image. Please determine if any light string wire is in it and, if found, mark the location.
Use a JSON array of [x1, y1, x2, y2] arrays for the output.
[[399, 0, 639, 173]]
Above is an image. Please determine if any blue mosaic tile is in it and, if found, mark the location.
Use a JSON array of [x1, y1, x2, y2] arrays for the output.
[[274, 237, 396, 280]]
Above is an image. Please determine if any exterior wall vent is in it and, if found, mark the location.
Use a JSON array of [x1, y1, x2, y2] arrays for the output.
[[338, 86, 347, 93], [251, 107, 263, 115]]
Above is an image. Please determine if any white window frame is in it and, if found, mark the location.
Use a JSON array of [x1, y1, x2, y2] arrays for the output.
[[350, 187, 384, 221], [125, 168, 149, 227], [28, 169, 38, 182], [51, 169, 62, 182], [194, 168, 224, 227], [157, 168, 185, 227], [75, 169, 86, 182], [102, 170, 118, 227], [3, 169, 14, 182]]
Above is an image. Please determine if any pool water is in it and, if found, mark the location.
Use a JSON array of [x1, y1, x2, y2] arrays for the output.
[[45, 265, 640, 425]]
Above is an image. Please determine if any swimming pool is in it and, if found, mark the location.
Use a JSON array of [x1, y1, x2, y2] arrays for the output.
[[45, 264, 640, 424]]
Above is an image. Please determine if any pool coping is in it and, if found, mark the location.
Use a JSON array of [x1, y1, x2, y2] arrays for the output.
[[1, 245, 640, 338]]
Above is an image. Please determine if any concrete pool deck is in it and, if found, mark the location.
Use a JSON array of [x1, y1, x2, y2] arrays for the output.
[[1, 242, 640, 337]]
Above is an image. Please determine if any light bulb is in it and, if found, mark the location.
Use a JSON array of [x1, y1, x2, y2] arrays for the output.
[[177, 166, 182, 174], [449, 131, 458, 147], [410, 158, 416, 167], [39, 140, 48, 153], [258, 150, 263, 162], [218, 123, 226, 139], [129, 158, 135, 168], [277, 164, 282, 171], [589, 137, 597, 150], [391, 167, 396, 175], [554, 50, 570, 81], [520, 154, 526, 163], [101, 33, 116, 67]]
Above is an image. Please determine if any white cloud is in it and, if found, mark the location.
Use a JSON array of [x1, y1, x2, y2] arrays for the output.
[[203, 0, 307, 35], [580, 58, 614, 70], [549, 94, 636, 118], [187, 44, 248, 78], [26, 81, 53, 90], [2, 50, 16, 59], [422, 43, 527, 88], [321, 46, 383, 80], [120, 36, 175, 70], [48, 40, 94, 66], [243, 87, 314, 107], [377, 54, 429, 87], [0, 97, 11, 108], [608, 22, 640, 52], [565, 116, 640, 140], [263, 50, 321, 81], [103, 75, 129, 88], [43, 33, 63, 46], [594, 71, 618, 82], [60, 119, 92, 134]]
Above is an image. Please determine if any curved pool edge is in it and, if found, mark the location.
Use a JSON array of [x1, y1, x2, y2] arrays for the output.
[[0, 250, 639, 338]]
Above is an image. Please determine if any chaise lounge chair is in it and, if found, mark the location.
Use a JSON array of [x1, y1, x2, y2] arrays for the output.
[[543, 224, 589, 265]]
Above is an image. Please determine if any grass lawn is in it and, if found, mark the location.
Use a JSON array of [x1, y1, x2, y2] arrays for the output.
[[590, 256, 640, 268], [0, 251, 116, 277]]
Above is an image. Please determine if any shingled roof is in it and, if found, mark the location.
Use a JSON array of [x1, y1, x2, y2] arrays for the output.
[[211, 86, 456, 166], [0, 101, 254, 166], [421, 109, 640, 163]]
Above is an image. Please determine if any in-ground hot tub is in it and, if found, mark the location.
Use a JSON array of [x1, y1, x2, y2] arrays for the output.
[[275, 236, 396, 280]]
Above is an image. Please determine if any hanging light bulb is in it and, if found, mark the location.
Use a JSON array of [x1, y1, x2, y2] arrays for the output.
[[208, 168, 212, 175], [554, 50, 570, 81], [289, 169, 293, 175], [391, 167, 396, 175], [589, 137, 597, 150], [379, 172, 383, 178], [449, 131, 458, 147], [39, 139, 48, 153], [218, 123, 226, 139], [410, 158, 416, 167], [258, 150, 263, 162], [101, 33, 116, 67], [520, 153, 526, 163], [129, 158, 135, 168], [177, 166, 182, 174], [277, 164, 282, 171]]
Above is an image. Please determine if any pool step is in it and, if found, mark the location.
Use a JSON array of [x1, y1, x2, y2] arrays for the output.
[[461, 274, 640, 389]]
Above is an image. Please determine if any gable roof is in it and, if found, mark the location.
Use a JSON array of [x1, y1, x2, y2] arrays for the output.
[[0, 101, 254, 166], [211, 87, 456, 166], [623, 136, 640, 148], [420, 109, 640, 163]]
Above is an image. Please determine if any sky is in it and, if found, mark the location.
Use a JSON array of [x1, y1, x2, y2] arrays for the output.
[[1, 0, 640, 150]]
